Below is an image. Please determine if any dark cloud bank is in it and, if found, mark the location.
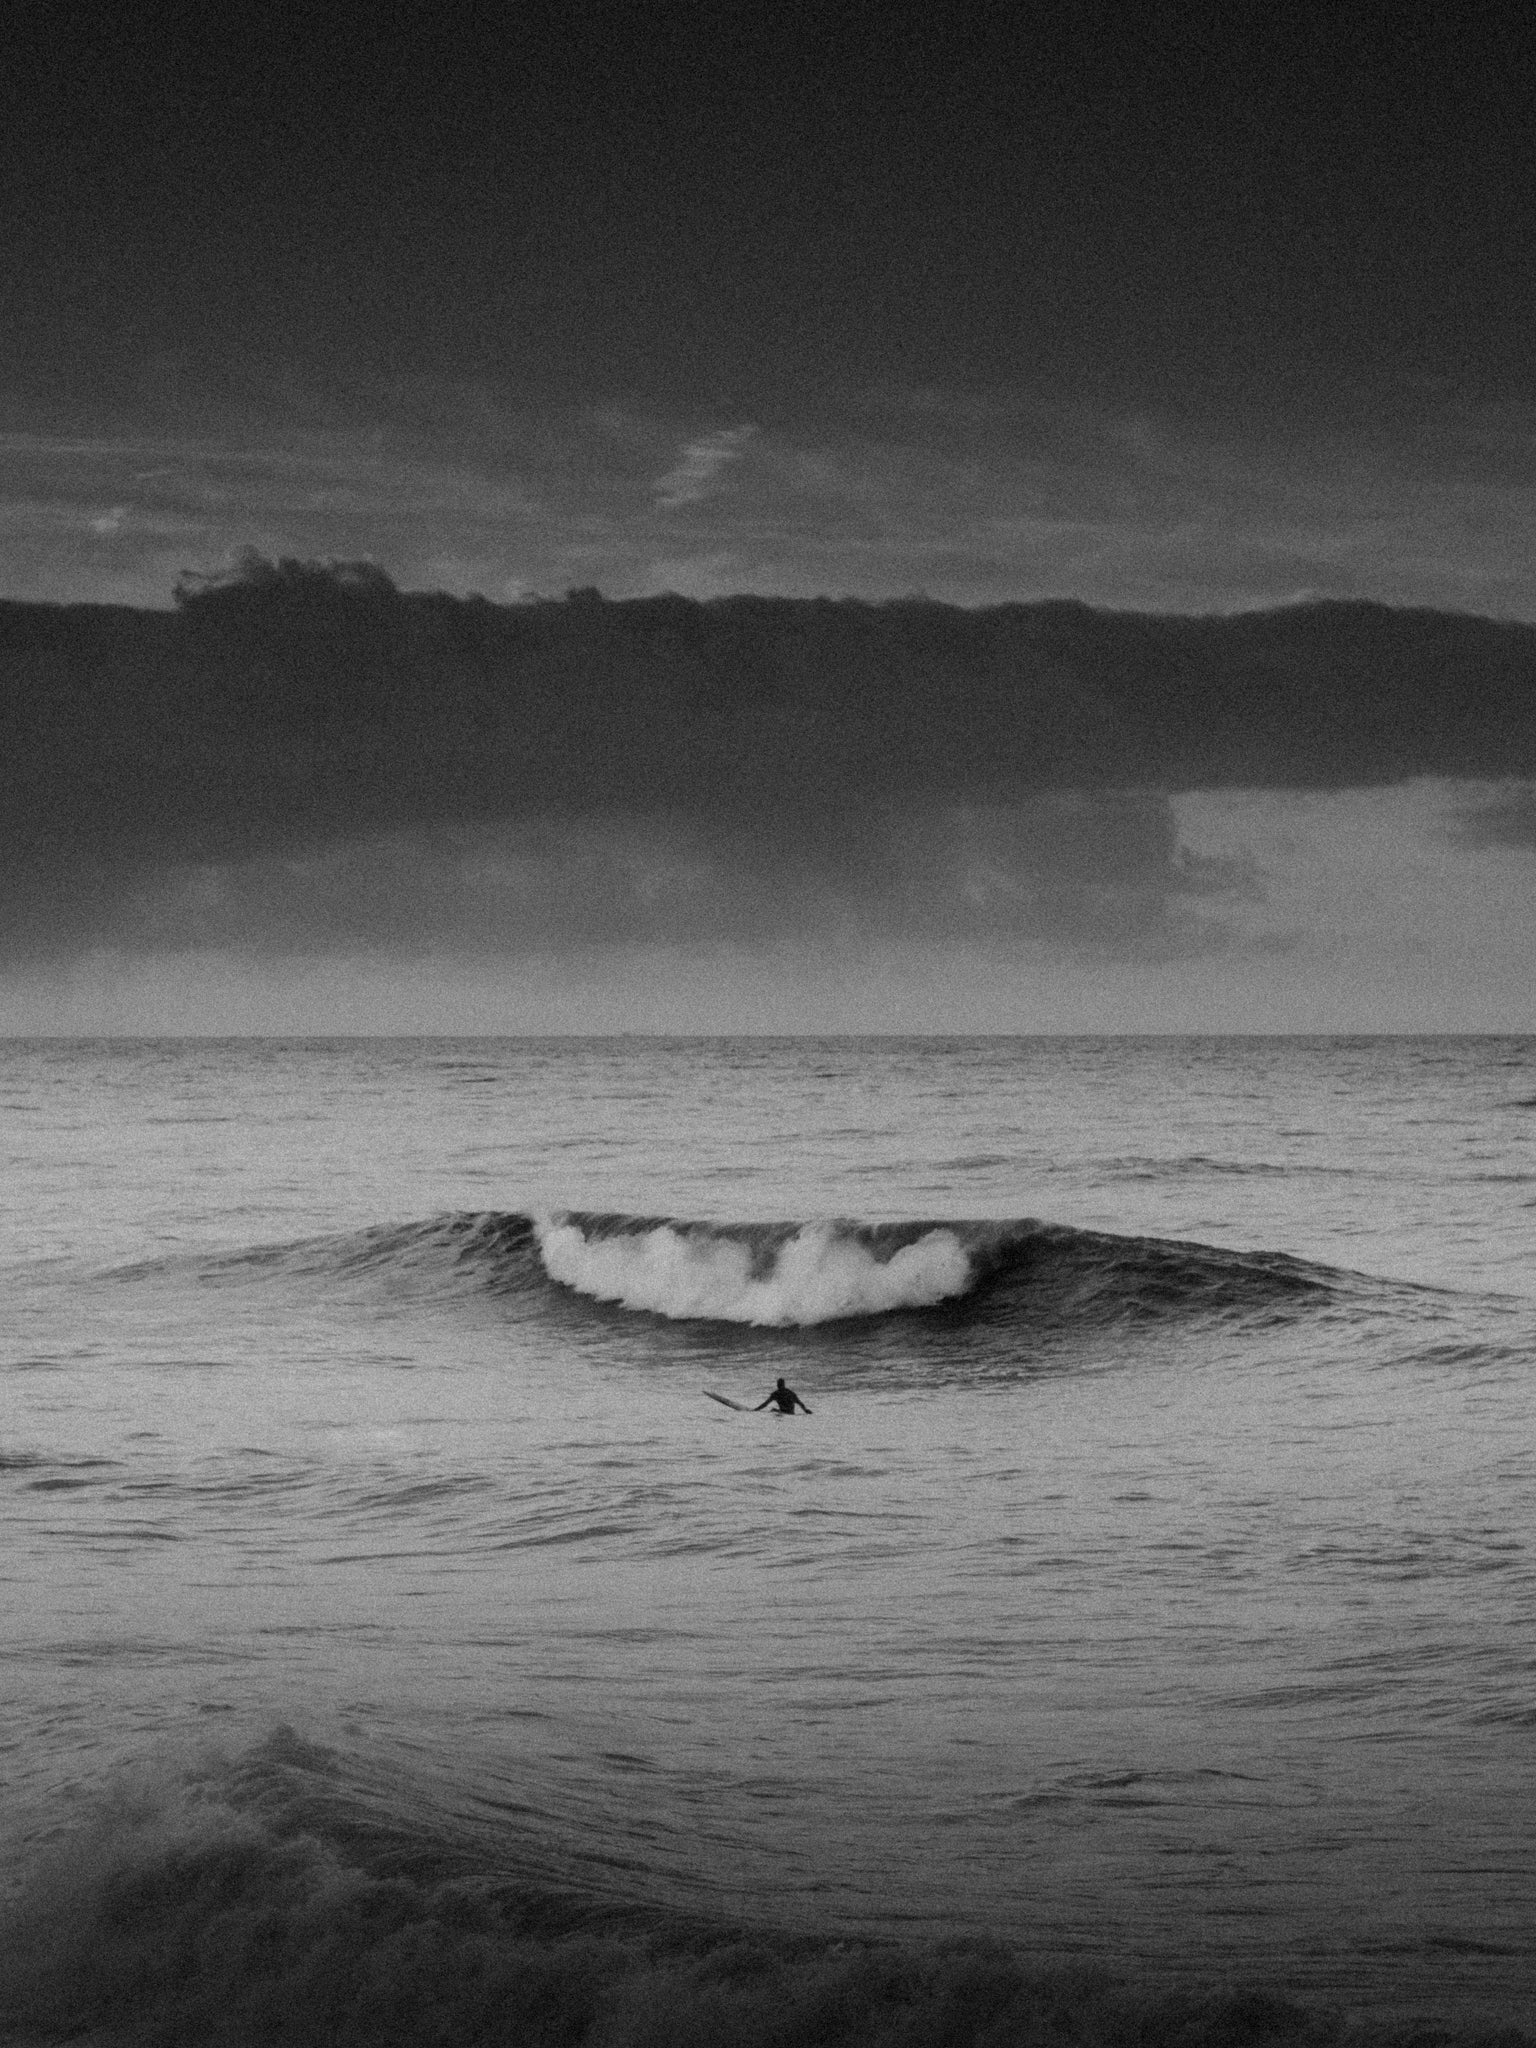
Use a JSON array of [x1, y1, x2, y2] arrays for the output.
[[3, 558, 1534, 969]]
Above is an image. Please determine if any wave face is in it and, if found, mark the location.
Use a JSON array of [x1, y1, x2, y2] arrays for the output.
[[162, 1208, 1347, 1332], [0, 1730, 1361, 2048]]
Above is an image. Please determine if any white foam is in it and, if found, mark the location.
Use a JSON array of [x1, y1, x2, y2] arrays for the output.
[[535, 1220, 974, 1325]]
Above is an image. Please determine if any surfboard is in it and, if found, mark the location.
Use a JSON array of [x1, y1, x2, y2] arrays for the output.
[[704, 1390, 749, 1411]]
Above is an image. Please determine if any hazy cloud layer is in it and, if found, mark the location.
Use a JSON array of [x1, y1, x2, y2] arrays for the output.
[[5, 779, 1531, 1036], [1171, 782, 1536, 1032], [1454, 784, 1536, 850], [1, 800, 1251, 968]]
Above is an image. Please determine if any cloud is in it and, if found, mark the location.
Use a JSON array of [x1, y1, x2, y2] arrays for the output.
[[9, 367, 1536, 617], [3, 565, 1533, 876], [3, 779, 1530, 1037], [4, 779, 1530, 1034], [653, 425, 756, 510], [1452, 782, 1536, 850], [2, 567, 1533, 1028], [1170, 781, 1536, 1030], [0, 798, 1248, 970]]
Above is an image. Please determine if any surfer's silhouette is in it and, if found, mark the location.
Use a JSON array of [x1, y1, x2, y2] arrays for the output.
[[756, 1378, 812, 1415]]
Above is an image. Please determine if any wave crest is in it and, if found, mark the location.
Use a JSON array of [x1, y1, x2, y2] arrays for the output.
[[537, 1216, 974, 1326]]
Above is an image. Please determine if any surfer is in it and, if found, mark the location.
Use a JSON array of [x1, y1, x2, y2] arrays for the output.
[[756, 1377, 812, 1416]]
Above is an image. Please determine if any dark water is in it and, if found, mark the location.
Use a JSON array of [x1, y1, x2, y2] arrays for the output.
[[3, 1034, 1534, 2044]]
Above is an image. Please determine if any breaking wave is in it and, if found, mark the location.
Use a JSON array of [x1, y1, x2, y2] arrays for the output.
[[0, 1728, 1518, 2048], [538, 1216, 975, 1323], [133, 1209, 1349, 1331]]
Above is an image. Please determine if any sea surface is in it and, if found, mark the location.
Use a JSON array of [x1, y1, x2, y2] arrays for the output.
[[2, 1034, 1534, 2046]]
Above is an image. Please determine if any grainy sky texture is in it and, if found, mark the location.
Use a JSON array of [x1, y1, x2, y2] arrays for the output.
[[3, 2, 1534, 1030]]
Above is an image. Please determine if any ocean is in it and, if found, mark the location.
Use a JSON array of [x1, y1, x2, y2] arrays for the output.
[[3, 1033, 1534, 2046]]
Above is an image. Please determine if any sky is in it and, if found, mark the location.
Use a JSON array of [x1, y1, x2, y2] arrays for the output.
[[3, 2, 1535, 1032]]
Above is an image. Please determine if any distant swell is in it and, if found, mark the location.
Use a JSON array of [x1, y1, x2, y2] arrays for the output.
[[154, 1209, 1345, 1332]]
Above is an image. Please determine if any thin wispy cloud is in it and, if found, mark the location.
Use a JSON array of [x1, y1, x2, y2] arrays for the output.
[[6, 374, 1536, 616], [654, 425, 757, 510]]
